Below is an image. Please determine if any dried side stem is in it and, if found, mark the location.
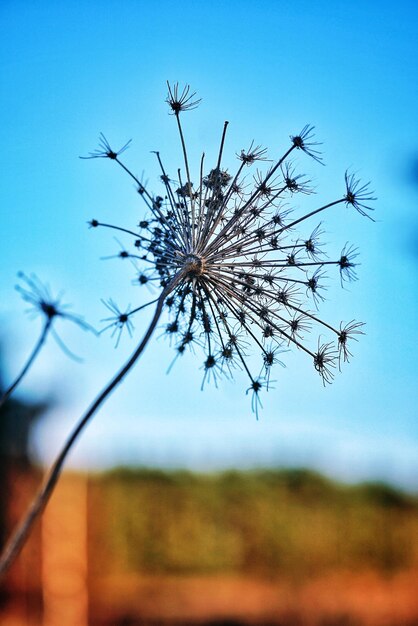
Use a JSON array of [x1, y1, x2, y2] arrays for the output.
[[0, 318, 52, 411], [0, 273, 183, 577]]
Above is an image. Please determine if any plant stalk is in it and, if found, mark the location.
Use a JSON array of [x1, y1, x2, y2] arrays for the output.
[[0, 273, 182, 577], [0, 318, 52, 411]]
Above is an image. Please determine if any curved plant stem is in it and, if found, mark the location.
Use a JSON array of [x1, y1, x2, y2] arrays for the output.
[[0, 319, 52, 411], [0, 273, 183, 577]]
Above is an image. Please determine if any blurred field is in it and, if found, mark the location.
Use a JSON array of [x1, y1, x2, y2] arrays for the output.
[[89, 468, 418, 578], [2, 468, 418, 625]]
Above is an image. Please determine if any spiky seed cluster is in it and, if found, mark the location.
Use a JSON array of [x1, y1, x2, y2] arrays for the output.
[[16, 273, 88, 327], [84, 82, 375, 416], [15, 273, 93, 359]]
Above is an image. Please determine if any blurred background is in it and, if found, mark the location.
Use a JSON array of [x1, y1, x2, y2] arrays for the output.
[[1, 0, 418, 624]]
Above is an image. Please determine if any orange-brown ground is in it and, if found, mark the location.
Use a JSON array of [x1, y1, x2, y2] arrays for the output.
[[89, 570, 418, 626], [2, 470, 418, 625], [3, 570, 418, 625]]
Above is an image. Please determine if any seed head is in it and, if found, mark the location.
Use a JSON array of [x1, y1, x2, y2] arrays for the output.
[[85, 84, 375, 414], [166, 81, 201, 115], [15, 273, 94, 359]]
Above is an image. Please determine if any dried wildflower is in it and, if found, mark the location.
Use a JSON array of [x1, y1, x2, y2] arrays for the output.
[[0, 83, 375, 577], [100, 299, 134, 347], [314, 341, 338, 385], [247, 379, 263, 417], [166, 81, 201, 115], [0, 274, 92, 411], [281, 162, 314, 195], [344, 171, 376, 219], [16, 272, 91, 333], [337, 320, 365, 369], [290, 125, 323, 164], [303, 223, 326, 261], [238, 142, 269, 165], [80, 132, 132, 160], [84, 82, 374, 413], [262, 343, 286, 391], [338, 244, 359, 284]]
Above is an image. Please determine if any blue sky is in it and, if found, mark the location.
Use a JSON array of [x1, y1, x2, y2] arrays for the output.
[[1, 0, 417, 489]]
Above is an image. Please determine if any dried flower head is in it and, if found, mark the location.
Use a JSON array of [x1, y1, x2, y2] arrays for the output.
[[16, 272, 93, 359], [84, 82, 374, 416], [0, 87, 376, 578], [166, 81, 201, 115]]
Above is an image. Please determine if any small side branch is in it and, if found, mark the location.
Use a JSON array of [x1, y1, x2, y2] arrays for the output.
[[0, 272, 183, 577], [0, 318, 52, 411]]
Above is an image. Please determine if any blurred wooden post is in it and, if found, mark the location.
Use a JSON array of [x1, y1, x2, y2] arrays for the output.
[[41, 473, 88, 626]]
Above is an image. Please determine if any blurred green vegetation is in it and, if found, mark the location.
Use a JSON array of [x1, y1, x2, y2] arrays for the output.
[[88, 468, 418, 580]]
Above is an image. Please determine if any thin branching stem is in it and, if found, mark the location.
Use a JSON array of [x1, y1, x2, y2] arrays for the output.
[[175, 114, 195, 248], [0, 318, 52, 411], [0, 272, 184, 578]]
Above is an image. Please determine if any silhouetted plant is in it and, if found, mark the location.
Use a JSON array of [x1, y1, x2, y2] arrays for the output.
[[0, 273, 92, 411], [0, 82, 374, 576]]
